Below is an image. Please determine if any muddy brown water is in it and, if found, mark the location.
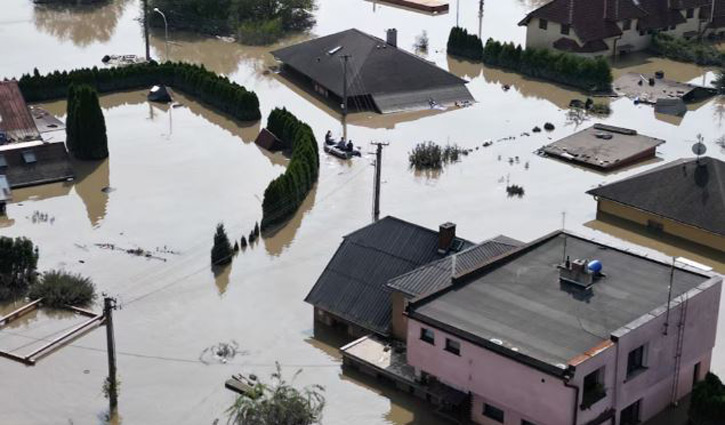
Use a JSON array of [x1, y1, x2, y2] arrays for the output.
[[2, 0, 725, 424]]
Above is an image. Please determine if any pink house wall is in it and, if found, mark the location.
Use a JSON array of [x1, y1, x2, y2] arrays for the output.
[[406, 276, 721, 425], [406, 319, 576, 425]]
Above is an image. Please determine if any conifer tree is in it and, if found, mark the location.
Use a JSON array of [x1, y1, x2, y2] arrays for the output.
[[211, 223, 233, 266]]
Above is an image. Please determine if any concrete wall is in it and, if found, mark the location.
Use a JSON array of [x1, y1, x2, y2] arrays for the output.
[[406, 318, 576, 425], [597, 199, 725, 252], [406, 276, 721, 425]]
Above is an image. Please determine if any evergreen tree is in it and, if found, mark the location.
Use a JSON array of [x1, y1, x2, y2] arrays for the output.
[[211, 223, 233, 266], [66, 84, 109, 160], [0, 236, 39, 300]]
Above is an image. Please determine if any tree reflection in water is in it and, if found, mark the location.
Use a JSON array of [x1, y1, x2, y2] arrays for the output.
[[33, 0, 131, 47]]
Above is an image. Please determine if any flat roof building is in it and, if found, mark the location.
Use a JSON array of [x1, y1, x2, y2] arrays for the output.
[[272, 29, 474, 114], [539, 124, 665, 171], [588, 156, 725, 252], [406, 231, 721, 425]]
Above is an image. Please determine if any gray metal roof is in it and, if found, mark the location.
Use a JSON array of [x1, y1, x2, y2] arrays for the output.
[[372, 86, 474, 114], [409, 232, 712, 372], [587, 156, 725, 236], [305, 216, 473, 335], [387, 236, 523, 297], [0, 142, 74, 188], [272, 29, 471, 100]]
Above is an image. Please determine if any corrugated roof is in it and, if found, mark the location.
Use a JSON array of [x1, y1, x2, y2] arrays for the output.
[[409, 231, 713, 372], [587, 156, 725, 236], [304, 216, 473, 335], [272, 29, 471, 100], [388, 236, 523, 297], [0, 81, 41, 142], [372, 86, 474, 114]]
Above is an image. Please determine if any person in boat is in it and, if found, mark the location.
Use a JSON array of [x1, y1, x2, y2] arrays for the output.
[[346, 140, 354, 152], [336, 138, 347, 150], [325, 130, 333, 145]]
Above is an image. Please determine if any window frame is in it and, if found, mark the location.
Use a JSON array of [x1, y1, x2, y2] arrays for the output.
[[483, 403, 505, 423], [539, 19, 548, 30], [560, 23, 570, 35], [581, 367, 607, 409], [620, 398, 642, 425], [420, 327, 435, 345], [623, 19, 632, 31], [445, 338, 461, 356], [626, 344, 647, 379], [686, 8, 694, 18]]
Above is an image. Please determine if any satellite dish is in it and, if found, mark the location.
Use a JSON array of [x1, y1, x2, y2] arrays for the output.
[[692, 142, 707, 157]]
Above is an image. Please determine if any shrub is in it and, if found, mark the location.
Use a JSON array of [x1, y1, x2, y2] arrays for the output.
[[482, 38, 612, 91], [28, 270, 96, 307], [408, 142, 464, 170], [261, 108, 319, 230], [211, 223, 234, 266], [17, 61, 261, 121], [66, 84, 109, 160], [237, 18, 283, 46], [650, 33, 725, 67], [690, 372, 725, 425], [0, 236, 39, 300], [447, 27, 483, 61]]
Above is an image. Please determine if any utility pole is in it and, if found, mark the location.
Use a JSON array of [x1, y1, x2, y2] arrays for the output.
[[341, 55, 351, 117], [478, 0, 484, 38], [456, 0, 460, 27], [143, 0, 150, 61], [371, 142, 389, 222], [103, 296, 119, 411]]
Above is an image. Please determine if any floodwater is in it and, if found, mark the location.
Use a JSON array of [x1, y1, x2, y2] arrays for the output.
[[1, 0, 725, 424]]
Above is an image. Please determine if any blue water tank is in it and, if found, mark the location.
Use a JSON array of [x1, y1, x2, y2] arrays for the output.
[[588, 260, 603, 273]]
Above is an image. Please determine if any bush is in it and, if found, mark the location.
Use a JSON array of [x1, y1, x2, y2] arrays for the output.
[[17, 61, 261, 121], [211, 223, 234, 266], [447, 27, 483, 61], [482, 39, 612, 92], [66, 84, 109, 160], [650, 33, 725, 67], [690, 372, 725, 425], [28, 270, 96, 307], [0, 236, 39, 300], [409, 142, 464, 170], [261, 108, 319, 230], [237, 18, 283, 46]]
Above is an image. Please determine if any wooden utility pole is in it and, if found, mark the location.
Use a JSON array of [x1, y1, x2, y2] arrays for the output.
[[143, 0, 151, 61], [341, 55, 351, 117], [371, 142, 389, 222], [103, 296, 119, 411]]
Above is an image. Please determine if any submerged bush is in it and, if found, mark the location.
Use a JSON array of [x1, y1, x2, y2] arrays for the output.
[[650, 33, 725, 67], [28, 270, 96, 307], [689, 372, 725, 425], [211, 223, 234, 266], [409, 142, 464, 170], [447, 27, 482, 60], [0, 236, 39, 301]]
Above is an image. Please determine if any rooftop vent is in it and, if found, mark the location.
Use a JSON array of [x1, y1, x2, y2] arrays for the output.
[[559, 257, 603, 289], [22, 150, 37, 164], [327, 46, 342, 56]]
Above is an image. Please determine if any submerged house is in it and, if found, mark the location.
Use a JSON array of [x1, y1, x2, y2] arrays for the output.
[[0, 81, 73, 189], [519, 0, 725, 57], [272, 28, 474, 114], [587, 156, 725, 252], [405, 231, 721, 425]]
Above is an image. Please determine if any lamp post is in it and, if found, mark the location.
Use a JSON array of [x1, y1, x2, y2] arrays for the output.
[[153, 7, 169, 61]]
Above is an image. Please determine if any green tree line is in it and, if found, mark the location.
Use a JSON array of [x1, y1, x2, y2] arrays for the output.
[[650, 33, 725, 67], [261, 108, 319, 230], [17, 61, 261, 121], [148, 0, 315, 45], [446, 27, 612, 92]]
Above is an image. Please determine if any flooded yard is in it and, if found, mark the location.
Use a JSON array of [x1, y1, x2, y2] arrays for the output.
[[1, 0, 725, 424]]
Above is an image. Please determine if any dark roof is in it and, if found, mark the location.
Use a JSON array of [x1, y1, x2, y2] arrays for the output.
[[519, 0, 647, 43], [387, 236, 523, 297], [637, 0, 688, 30], [272, 29, 469, 99], [408, 231, 712, 375], [703, 0, 725, 28], [0, 81, 41, 142], [0, 142, 74, 188], [587, 156, 725, 236], [305, 216, 473, 335], [254, 128, 288, 152], [553, 38, 610, 53]]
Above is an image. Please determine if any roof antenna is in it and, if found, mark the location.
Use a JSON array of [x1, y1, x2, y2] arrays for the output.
[[691, 134, 707, 165], [663, 257, 676, 335], [561, 211, 568, 262]]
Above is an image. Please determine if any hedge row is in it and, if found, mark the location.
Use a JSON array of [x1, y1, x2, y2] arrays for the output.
[[649, 32, 725, 67], [261, 108, 319, 230], [17, 61, 261, 121], [447, 27, 483, 61], [446, 27, 612, 92]]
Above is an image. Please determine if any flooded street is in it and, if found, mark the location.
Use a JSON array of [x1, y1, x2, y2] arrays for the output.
[[2, 0, 725, 424]]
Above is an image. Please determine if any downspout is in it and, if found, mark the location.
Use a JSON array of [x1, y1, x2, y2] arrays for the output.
[[564, 376, 580, 425], [612, 35, 622, 60]]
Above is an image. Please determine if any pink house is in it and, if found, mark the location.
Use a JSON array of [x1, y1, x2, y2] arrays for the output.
[[405, 231, 722, 425]]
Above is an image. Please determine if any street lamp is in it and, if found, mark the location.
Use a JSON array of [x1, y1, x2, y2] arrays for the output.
[[153, 7, 169, 61]]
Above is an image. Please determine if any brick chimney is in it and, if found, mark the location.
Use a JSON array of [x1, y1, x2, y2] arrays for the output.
[[386, 28, 398, 47], [438, 222, 456, 254]]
